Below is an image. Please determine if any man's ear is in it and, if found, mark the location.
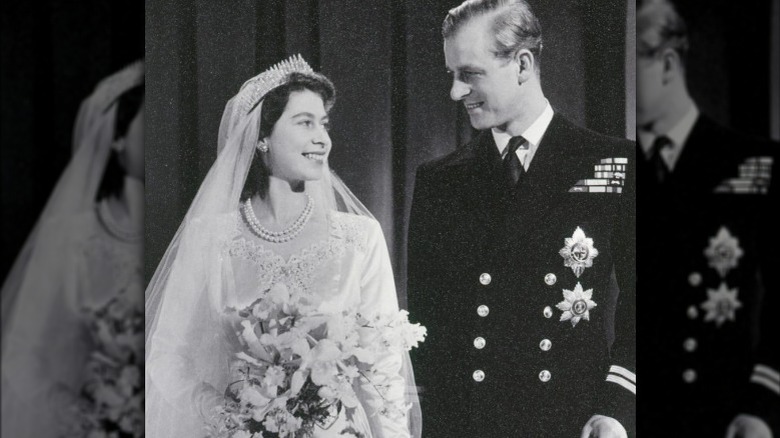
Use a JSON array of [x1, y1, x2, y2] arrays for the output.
[[513, 49, 535, 85], [661, 48, 683, 85]]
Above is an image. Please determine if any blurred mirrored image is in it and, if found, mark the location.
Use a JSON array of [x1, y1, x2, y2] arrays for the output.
[[636, 0, 779, 435], [1, 3, 143, 437]]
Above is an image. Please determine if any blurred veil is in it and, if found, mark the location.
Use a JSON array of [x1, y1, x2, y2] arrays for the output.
[[1, 61, 144, 331], [144, 55, 421, 437]]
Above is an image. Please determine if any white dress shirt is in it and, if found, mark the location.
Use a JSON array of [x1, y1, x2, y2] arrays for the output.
[[638, 104, 699, 172], [492, 101, 554, 171]]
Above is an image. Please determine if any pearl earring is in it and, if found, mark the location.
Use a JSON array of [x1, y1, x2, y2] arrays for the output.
[[258, 141, 269, 153]]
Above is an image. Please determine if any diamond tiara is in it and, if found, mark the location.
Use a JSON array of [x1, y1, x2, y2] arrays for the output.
[[238, 54, 314, 114]]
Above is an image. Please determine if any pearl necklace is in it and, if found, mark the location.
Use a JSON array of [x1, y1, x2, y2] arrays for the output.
[[242, 194, 314, 243]]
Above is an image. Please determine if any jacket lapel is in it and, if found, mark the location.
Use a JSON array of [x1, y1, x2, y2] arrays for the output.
[[671, 115, 733, 195], [448, 131, 509, 227], [511, 114, 587, 238]]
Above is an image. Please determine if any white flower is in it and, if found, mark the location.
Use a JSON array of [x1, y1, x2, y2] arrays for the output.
[[302, 339, 341, 386], [290, 369, 308, 396], [393, 320, 427, 352], [263, 408, 302, 435], [325, 312, 360, 347], [263, 365, 286, 390], [93, 383, 126, 408], [116, 365, 140, 398], [239, 386, 273, 421], [339, 363, 360, 381], [241, 320, 273, 362], [266, 283, 291, 305], [556, 282, 597, 327], [318, 376, 358, 408]]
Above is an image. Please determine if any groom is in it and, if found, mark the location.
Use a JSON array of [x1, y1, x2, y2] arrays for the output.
[[407, 1, 635, 437]]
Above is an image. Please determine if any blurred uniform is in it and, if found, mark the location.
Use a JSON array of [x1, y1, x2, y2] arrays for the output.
[[408, 111, 636, 437], [638, 109, 780, 435]]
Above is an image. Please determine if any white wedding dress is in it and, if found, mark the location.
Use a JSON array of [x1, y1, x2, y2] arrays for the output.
[[145, 209, 410, 438], [1, 200, 143, 438]]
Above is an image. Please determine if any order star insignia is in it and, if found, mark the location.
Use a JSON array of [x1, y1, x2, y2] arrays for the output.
[[559, 227, 599, 277], [700, 282, 742, 327], [556, 282, 597, 327], [704, 227, 743, 278]]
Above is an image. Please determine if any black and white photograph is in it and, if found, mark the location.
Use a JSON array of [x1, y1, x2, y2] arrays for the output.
[[144, 0, 634, 437], [1, 0, 778, 437]]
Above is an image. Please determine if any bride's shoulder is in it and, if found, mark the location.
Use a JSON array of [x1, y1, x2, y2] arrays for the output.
[[184, 211, 240, 236], [329, 210, 378, 230], [328, 211, 382, 247]]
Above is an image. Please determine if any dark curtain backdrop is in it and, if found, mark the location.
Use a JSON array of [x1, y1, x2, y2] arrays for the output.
[[145, 0, 633, 305], [675, 0, 777, 140], [774, 0, 779, 140], [0, 1, 143, 281]]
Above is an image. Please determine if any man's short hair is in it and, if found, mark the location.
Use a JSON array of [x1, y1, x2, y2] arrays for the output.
[[443, 0, 543, 68], [637, 0, 689, 67]]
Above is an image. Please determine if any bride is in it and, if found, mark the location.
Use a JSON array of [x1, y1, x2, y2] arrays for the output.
[[145, 55, 422, 438]]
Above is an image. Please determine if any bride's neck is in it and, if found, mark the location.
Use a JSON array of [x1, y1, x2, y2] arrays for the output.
[[105, 176, 144, 230], [252, 177, 308, 225]]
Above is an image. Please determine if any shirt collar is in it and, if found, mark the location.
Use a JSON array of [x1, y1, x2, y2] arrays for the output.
[[492, 101, 554, 155], [638, 103, 699, 155], [667, 104, 699, 149]]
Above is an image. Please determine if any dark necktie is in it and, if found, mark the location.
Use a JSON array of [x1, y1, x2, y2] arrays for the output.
[[649, 135, 672, 183], [503, 136, 527, 186]]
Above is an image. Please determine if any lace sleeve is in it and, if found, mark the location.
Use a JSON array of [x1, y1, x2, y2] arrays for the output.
[[355, 218, 411, 438]]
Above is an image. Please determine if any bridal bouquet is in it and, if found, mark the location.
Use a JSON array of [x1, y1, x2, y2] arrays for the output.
[[207, 283, 426, 438], [62, 285, 145, 438]]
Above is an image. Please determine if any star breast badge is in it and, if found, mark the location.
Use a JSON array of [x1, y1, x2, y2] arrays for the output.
[[559, 227, 599, 278], [703, 227, 743, 278], [700, 282, 742, 327], [556, 282, 597, 327]]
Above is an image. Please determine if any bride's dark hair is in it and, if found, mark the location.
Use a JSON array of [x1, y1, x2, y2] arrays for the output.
[[97, 82, 145, 201], [242, 71, 336, 200]]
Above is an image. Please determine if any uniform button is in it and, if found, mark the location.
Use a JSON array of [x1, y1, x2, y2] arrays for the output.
[[544, 273, 557, 286], [682, 369, 697, 383], [539, 370, 551, 382], [473, 370, 485, 382], [477, 305, 490, 317], [687, 305, 699, 319], [473, 337, 486, 349], [479, 273, 492, 285], [543, 306, 553, 318], [683, 338, 697, 352], [688, 272, 703, 287], [539, 339, 552, 351]]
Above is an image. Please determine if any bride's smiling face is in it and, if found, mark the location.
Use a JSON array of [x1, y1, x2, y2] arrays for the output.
[[264, 89, 331, 183]]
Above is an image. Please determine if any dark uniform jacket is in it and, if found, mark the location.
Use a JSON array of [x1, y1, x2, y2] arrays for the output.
[[408, 113, 636, 437], [637, 114, 780, 436]]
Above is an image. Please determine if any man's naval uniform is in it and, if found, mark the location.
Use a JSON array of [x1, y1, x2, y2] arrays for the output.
[[637, 110, 780, 436], [408, 108, 636, 437]]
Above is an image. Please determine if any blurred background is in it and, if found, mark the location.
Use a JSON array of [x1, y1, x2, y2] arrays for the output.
[[674, 0, 779, 142], [0, 1, 144, 282], [145, 0, 636, 304]]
